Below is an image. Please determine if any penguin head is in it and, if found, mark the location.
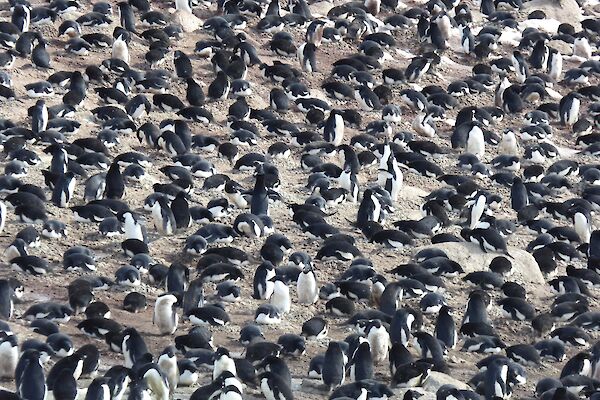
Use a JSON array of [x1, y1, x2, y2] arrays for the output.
[[214, 347, 231, 359], [160, 346, 177, 359]]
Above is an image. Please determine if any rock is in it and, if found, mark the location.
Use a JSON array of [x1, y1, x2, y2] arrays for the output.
[[424, 371, 471, 392], [521, 0, 583, 30], [309, 1, 335, 17], [417, 242, 545, 284], [172, 10, 202, 33]]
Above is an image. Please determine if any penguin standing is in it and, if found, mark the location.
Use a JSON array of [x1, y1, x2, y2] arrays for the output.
[[548, 47, 562, 81], [207, 71, 230, 101], [0, 201, 5, 235], [337, 167, 359, 203], [213, 347, 236, 380], [484, 360, 511, 400], [0, 279, 13, 319], [466, 123, 485, 158], [105, 162, 124, 199], [349, 340, 373, 381], [171, 192, 191, 230], [469, 194, 486, 229], [271, 277, 291, 314], [434, 305, 457, 350], [498, 129, 518, 156], [0, 334, 18, 379], [560, 91, 582, 127], [251, 164, 269, 216], [120, 212, 146, 243], [153, 294, 179, 335], [13, 4, 30, 33], [322, 341, 346, 390], [461, 25, 474, 54], [16, 350, 47, 400], [297, 42, 317, 73], [152, 197, 176, 235], [158, 347, 179, 397], [356, 189, 382, 228], [32, 40, 50, 69], [117, 2, 137, 33], [253, 261, 276, 300], [297, 264, 318, 304], [112, 34, 130, 64], [367, 320, 390, 365], [51, 172, 76, 208], [141, 365, 170, 400], [175, 0, 193, 13], [30, 99, 48, 134], [323, 110, 344, 146], [512, 51, 529, 83], [122, 328, 148, 368], [510, 177, 529, 212], [174, 50, 193, 79], [574, 210, 592, 244]]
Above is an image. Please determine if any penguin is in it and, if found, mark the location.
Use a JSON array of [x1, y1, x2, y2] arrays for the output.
[[251, 164, 269, 216], [484, 360, 511, 400], [465, 123, 485, 158], [119, 211, 146, 243], [52, 368, 77, 400], [207, 71, 230, 101], [322, 341, 346, 390], [157, 347, 178, 396], [153, 294, 179, 335], [560, 91, 582, 127], [297, 42, 317, 73], [349, 340, 373, 381], [30, 99, 48, 134], [122, 328, 148, 368], [435, 305, 457, 350], [139, 364, 170, 400], [253, 261, 276, 300], [32, 40, 50, 69], [12, 5, 30, 33], [16, 350, 47, 400], [548, 47, 562, 81], [510, 177, 529, 212], [270, 277, 291, 314], [297, 263, 318, 304], [0, 334, 18, 379], [213, 347, 236, 380], [152, 197, 176, 235], [259, 371, 293, 400], [323, 110, 344, 146], [117, 2, 137, 33], [51, 172, 76, 208], [367, 320, 390, 365]]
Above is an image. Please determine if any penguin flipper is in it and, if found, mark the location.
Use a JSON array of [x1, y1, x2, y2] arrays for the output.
[[504, 250, 514, 259]]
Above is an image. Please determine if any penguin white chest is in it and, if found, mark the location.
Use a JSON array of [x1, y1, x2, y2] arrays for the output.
[[297, 271, 318, 304], [466, 127, 485, 158], [271, 281, 290, 313], [367, 327, 390, 364]]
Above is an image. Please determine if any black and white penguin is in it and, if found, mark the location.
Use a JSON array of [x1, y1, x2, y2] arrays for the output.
[[559, 91, 583, 127], [153, 293, 178, 335], [152, 197, 176, 235], [297, 263, 318, 304], [322, 341, 346, 389], [16, 350, 47, 400], [259, 371, 293, 400]]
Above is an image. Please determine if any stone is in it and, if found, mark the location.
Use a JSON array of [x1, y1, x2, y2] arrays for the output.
[[416, 242, 545, 284]]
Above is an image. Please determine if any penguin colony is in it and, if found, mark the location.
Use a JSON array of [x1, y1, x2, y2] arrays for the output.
[[0, 0, 600, 398]]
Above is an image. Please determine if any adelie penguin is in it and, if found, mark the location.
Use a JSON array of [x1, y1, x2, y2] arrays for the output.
[[153, 293, 179, 335], [152, 197, 176, 235]]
